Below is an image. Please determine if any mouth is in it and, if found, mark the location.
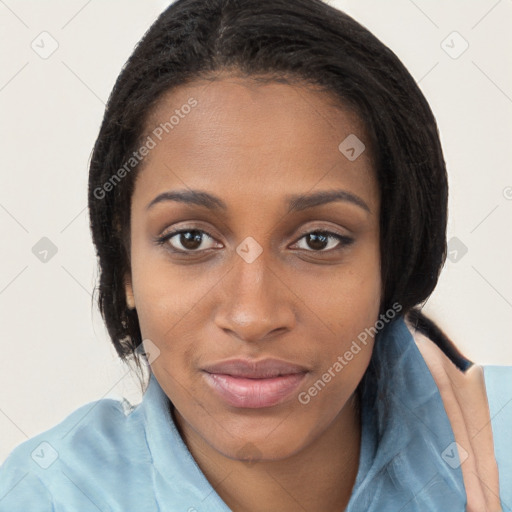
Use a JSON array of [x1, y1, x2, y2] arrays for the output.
[[202, 371, 308, 408], [201, 357, 309, 408]]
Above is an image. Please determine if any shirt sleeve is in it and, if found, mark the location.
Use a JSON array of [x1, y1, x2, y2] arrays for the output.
[[0, 457, 54, 512]]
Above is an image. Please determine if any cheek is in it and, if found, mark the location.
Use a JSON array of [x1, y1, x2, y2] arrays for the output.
[[293, 252, 381, 334], [302, 344, 373, 411], [344, 235, 381, 319], [129, 256, 220, 389], [293, 248, 381, 394], [129, 249, 204, 340]]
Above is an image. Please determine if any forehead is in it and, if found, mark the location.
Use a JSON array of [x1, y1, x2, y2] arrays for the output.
[[135, 76, 378, 213]]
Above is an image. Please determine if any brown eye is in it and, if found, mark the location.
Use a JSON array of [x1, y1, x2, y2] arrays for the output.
[[293, 231, 354, 252], [157, 229, 219, 253]]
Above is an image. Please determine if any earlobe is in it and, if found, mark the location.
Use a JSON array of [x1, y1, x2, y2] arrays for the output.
[[124, 274, 136, 310]]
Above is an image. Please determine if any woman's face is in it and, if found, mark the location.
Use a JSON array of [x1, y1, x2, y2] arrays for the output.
[[125, 76, 381, 461]]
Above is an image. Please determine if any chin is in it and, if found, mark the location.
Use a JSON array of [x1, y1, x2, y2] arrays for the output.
[[209, 423, 310, 463]]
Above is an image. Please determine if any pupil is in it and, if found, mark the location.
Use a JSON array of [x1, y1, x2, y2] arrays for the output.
[[308, 233, 327, 250], [181, 231, 202, 250]]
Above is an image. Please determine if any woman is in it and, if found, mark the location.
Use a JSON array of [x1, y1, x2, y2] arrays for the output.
[[0, 0, 510, 510]]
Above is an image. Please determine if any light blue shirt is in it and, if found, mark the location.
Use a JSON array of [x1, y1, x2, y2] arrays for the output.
[[1, 316, 511, 511]]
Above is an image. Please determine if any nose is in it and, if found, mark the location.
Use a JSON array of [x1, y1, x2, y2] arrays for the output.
[[214, 246, 296, 344]]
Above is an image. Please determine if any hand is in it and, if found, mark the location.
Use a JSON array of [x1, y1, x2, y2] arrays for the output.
[[413, 329, 502, 512]]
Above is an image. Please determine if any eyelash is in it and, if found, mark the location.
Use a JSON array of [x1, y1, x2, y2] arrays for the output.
[[154, 227, 354, 255]]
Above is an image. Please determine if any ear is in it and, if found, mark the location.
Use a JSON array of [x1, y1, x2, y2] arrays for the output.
[[124, 273, 135, 310]]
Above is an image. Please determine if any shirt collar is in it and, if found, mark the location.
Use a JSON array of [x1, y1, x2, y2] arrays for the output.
[[346, 315, 467, 510]]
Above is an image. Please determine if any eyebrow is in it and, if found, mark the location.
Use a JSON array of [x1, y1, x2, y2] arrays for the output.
[[146, 188, 371, 214]]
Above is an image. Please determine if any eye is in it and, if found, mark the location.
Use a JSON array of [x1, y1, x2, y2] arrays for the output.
[[292, 230, 354, 252], [155, 229, 219, 253]]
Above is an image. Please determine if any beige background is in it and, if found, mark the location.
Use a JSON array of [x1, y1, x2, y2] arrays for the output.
[[1, 0, 511, 463]]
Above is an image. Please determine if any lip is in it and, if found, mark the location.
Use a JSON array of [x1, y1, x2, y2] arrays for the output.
[[201, 358, 309, 378], [201, 358, 309, 409]]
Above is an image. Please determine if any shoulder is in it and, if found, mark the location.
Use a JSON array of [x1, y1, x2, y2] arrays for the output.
[[0, 396, 139, 470], [0, 395, 147, 510]]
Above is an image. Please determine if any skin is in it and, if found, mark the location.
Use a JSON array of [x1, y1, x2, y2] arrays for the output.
[[124, 74, 381, 512]]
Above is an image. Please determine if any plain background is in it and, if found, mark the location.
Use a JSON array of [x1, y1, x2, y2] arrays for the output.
[[1, 0, 511, 463]]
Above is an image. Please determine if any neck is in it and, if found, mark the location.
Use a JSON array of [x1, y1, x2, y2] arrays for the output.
[[172, 392, 362, 512]]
